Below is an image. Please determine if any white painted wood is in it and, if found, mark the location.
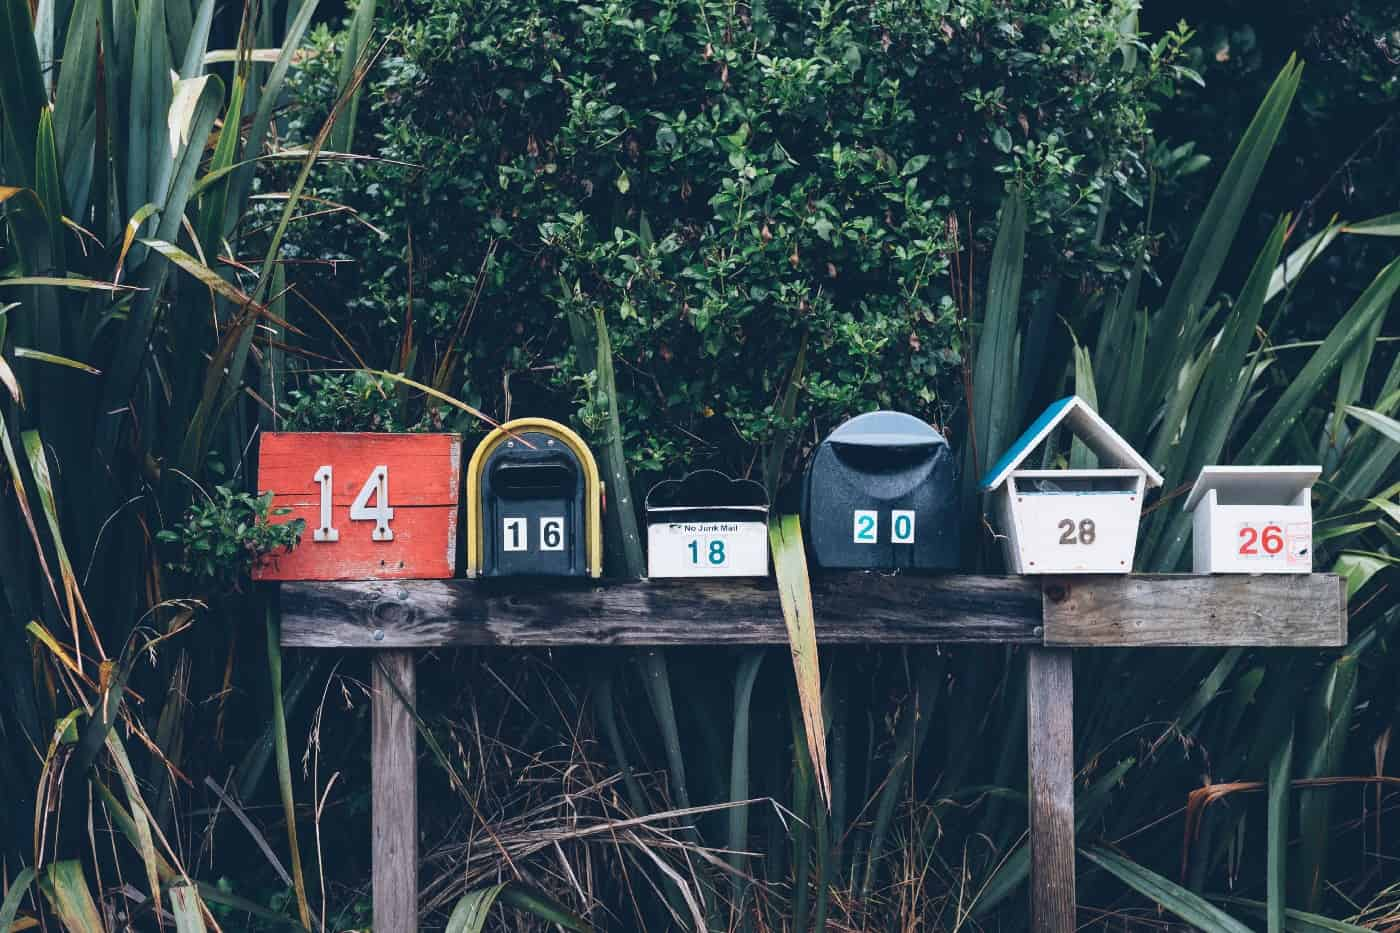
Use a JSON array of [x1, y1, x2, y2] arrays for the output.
[[1186, 466, 1318, 573], [647, 519, 769, 577], [995, 472, 1146, 574]]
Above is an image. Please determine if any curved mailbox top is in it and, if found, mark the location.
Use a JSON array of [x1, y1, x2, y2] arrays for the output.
[[467, 417, 602, 578], [826, 410, 949, 449], [645, 469, 769, 512]]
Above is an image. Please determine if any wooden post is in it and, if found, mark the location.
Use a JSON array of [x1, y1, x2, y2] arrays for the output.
[[373, 649, 418, 933], [1027, 647, 1075, 933]]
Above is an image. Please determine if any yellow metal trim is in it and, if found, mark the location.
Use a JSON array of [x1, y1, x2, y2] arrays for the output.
[[465, 418, 603, 578]]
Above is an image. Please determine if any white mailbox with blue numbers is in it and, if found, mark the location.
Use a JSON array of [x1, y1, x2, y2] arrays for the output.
[[981, 396, 1163, 574], [645, 471, 770, 578]]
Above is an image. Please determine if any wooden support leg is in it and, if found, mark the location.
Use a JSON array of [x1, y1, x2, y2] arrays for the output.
[[373, 649, 418, 933], [1027, 647, 1076, 933]]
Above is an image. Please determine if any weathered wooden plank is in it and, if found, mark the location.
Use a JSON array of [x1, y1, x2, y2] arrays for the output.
[[372, 650, 418, 933], [280, 575, 1043, 647], [1027, 647, 1076, 933], [1042, 574, 1347, 647]]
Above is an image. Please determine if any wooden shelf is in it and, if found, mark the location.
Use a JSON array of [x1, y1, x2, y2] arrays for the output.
[[279, 572, 1346, 650]]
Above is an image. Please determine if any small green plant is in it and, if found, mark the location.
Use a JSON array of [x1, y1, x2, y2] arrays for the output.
[[280, 372, 407, 431], [157, 488, 306, 592]]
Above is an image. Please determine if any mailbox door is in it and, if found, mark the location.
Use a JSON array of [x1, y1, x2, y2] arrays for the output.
[[480, 436, 586, 576], [1202, 504, 1313, 573], [1009, 490, 1141, 573], [803, 441, 958, 570]]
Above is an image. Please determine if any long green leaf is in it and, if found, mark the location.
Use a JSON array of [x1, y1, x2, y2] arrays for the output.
[[770, 513, 829, 807], [966, 187, 1026, 495], [169, 884, 208, 933], [1343, 405, 1400, 447], [1084, 846, 1254, 933], [0, 866, 35, 932], [0, 0, 46, 186], [1297, 653, 1359, 911], [52, 0, 98, 209], [105, 729, 162, 911], [38, 861, 105, 933], [125, 0, 173, 213], [727, 650, 765, 884], [638, 648, 691, 812], [496, 885, 593, 932], [1342, 212, 1400, 237], [447, 884, 507, 933], [327, 0, 375, 153], [225, 0, 322, 235], [266, 600, 313, 930], [1268, 722, 1294, 933], [1240, 257, 1400, 464], [1145, 57, 1300, 402]]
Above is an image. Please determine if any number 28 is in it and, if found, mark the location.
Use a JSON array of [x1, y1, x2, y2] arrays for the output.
[[1057, 518, 1096, 545]]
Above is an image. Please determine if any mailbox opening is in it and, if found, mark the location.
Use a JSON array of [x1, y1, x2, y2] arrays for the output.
[[1008, 471, 1142, 496], [490, 456, 579, 498]]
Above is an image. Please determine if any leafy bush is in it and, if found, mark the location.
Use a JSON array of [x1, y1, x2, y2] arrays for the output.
[[291, 0, 1193, 481], [157, 488, 306, 592]]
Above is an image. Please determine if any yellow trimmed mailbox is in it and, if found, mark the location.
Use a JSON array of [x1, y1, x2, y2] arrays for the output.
[[1184, 465, 1320, 573], [981, 396, 1163, 574], [466, 418, 603, 578]]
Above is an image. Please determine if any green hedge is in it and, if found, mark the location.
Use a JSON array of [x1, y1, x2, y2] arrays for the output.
[[291, 0, 1192, 481]]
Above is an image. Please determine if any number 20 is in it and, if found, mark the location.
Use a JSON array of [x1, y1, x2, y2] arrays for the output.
[[313, 465, 394, 542]]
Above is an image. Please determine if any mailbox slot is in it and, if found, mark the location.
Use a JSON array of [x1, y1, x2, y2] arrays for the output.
[[466, 419, 603, 578], [801, 411, 959, 571], [491, 456, 578, 497]]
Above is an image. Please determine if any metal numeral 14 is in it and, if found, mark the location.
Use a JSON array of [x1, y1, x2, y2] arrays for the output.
[[313, 465, 395, 542]]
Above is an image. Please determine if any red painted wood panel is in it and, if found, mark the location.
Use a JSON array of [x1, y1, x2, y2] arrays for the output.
[[253, 432, 462, 581]]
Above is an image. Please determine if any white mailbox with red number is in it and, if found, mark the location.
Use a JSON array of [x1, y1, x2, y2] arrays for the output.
[[981, 396, 1163, 574], [1184, 466, 1320, 574]]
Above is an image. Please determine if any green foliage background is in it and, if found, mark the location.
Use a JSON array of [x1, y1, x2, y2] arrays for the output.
[[0, 0, 1396, 929], [288, 0, 1190, 480]]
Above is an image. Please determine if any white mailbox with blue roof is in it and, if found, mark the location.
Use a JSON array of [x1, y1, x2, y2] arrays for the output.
[[981, 396, 1163, 574]]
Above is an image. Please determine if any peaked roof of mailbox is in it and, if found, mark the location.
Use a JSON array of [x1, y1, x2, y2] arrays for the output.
[[980, 395, 1164, 491]]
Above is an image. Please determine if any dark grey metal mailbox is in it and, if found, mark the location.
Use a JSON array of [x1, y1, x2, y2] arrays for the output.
[[800, 410, 959, 570]]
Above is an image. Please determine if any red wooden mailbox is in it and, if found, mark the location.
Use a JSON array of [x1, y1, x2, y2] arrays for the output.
[[253, 432, 462, 581]]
